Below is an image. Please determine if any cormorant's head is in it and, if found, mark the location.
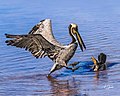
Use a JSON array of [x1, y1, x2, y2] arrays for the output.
[[91, 53, 107, 71], [98, 53, 107, 64]]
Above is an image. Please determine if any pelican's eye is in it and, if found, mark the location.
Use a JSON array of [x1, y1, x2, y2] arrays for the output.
[[72, 27, 78, 34]]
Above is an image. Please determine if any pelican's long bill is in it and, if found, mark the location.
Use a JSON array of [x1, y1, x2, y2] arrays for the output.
[[73, 29, 86, 51]]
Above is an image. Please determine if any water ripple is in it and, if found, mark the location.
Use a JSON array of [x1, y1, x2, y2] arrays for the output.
[[0, 0, 120, 95]]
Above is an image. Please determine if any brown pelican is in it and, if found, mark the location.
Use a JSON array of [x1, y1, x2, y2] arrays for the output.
[[5, 19, 86, 75], [91, 53, 107, 71]]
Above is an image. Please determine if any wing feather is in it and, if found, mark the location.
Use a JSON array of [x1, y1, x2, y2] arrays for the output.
[[28, 19, 63, 47], [5, 34, 62, 59]]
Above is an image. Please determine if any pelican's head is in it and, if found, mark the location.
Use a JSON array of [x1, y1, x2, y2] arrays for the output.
[[69, 23, 86, 51]]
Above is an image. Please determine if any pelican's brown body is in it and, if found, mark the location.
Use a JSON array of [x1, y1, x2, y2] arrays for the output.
[[5, 19, 86, 75]]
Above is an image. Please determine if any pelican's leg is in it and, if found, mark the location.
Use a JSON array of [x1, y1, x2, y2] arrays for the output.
[[66, 62, 80, 72], [48, 63, 58, 76], [66, 66, 80, 72], [69, 61, 80, 67], [48, 62, 63, 76]]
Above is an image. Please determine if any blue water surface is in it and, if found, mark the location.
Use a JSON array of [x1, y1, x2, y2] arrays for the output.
[[0, 0, 120, 96]]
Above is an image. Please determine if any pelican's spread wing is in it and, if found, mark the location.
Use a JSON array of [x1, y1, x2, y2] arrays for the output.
[[5, 34, 62, 59], [28, 19, 62, 47]]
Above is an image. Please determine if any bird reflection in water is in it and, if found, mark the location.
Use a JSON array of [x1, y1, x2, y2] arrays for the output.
[[47, 75, 88, 96], [94, 70, 108, 81]]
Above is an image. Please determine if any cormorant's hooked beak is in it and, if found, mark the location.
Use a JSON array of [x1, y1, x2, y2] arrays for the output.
[[91, 56, 99, 71], [73, 28, 86, 51], [91, 56, 98, 66]]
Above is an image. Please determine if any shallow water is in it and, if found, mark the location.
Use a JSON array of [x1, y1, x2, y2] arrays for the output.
[[0, 0, 120, 96]]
